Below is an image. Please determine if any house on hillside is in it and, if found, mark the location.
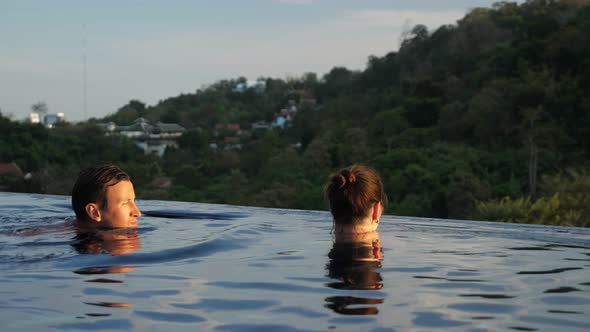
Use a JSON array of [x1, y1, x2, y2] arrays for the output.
[[214, 123, 241, 137], [150, 177, 173, 190], [0, 162, 24, 178], [233, 80, 266, 94], [97, 118, 186, 157], [289, 89, 317, 109], [251, 121, 271, 130], [223, 136, 242, 150], [211, 123, 244, 151], [0, 162, 26, 191], [29, 112, 66, 128]]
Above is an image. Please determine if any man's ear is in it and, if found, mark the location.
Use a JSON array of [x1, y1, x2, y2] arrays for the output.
[[85, 203, 101, 222]]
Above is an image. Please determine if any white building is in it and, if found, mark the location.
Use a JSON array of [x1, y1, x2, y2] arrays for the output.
[[232, 80, 266, 94], [98, 118, 186, 157], [29, 112, 65, 128]]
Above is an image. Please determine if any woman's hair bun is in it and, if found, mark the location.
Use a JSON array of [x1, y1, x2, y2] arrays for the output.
[[334, 170, 356, 189], [348, 173, 356, 185]]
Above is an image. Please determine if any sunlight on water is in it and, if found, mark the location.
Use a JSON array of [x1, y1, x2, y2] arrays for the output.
[[1, 192, 589, 331]]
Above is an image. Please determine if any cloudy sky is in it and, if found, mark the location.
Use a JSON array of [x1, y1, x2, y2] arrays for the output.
[[1, 0, 518, 122]]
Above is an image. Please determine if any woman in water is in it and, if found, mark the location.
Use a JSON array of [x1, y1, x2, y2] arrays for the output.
[[323, 165, 387, 315]]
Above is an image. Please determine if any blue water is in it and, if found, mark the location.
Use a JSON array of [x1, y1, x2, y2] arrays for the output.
[[1, 192, 589, 331]]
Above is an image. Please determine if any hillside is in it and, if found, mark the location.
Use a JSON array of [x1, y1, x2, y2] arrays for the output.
[[2, 0, 590, 226]]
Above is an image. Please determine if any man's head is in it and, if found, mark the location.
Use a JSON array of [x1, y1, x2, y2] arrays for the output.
[[71, 164, 141, 229]]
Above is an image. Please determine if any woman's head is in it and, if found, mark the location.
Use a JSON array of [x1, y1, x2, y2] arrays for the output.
[[324, 165, 386, 225]]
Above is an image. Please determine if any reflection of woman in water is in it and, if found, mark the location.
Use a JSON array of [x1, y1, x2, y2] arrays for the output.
[[323, 165, 387, 315], [327, 231, 383, 290]]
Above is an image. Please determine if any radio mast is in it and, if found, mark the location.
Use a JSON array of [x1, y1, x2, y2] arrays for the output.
[[83, 23, 87, 120]]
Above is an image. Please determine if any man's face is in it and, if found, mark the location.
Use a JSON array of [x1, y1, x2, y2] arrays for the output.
[[98, 180, 141, 228]]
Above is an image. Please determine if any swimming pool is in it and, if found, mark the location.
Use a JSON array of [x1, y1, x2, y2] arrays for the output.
[[1, 192, 589, 331]]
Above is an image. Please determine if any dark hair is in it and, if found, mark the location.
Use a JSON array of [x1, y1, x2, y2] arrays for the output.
[[71, 164, 131, 221], [324, 165, 386, 225]]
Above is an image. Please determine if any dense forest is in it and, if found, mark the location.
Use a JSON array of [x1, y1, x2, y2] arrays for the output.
[[2, 0, 589, 226]]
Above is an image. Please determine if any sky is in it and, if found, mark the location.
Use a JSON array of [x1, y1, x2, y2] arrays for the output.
[[0, 0, 520, 122]]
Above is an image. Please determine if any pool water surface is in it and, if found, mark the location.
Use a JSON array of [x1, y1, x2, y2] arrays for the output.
[[0, 192, 589, 331]]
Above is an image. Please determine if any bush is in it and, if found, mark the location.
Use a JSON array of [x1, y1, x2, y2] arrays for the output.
[[474, 170, 590, 227]]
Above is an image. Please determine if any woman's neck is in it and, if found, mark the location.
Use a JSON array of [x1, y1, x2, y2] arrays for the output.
[[334, 217, 378, 235]]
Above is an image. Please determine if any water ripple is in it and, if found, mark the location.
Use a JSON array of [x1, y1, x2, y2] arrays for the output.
[[270, 306, 330, 318], [548, 310, 583, 314], [171, 298, 278, 311], [460, 293, 516, 299], [412, 312, 468, 328], [517, 267, 583, 274], [544, 286, 581, 293], [519, 315, 590, 329], [58, 236, 249, 271], [82, 287, 179, 298], [540, 295, 590, 305], [133, 310, 206, 323], [215, 324, 310, 332], [207, 281, 327, 294], [50, 318, 133, 331], [85, 278, 123, 283], [422, 282, 506, 292], [84, 302, 132, 308], [142, 209, 248, 220], [0, 303, 63, 314], [447, 302, 519, 313], [414, 276, 485, 282]]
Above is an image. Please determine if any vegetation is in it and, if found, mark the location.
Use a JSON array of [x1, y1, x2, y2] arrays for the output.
[[1, 0, 589, 226], [475, 170, 590, 227]]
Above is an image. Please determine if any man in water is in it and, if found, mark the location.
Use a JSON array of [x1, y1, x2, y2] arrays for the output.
[[71, 164, 141, 229]]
